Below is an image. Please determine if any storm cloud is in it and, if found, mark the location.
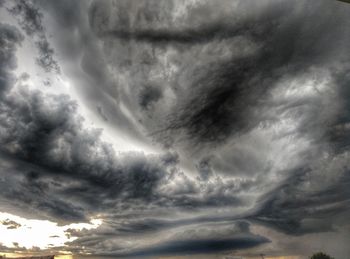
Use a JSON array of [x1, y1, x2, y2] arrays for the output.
[[1, 0, 350, 258]]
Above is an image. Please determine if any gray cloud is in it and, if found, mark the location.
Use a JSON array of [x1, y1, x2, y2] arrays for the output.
[[0, 21, 249, 226], [251, 151, 350, 235], [120, 236, 269, 257], [1, 0, 350, 257], [67, 220, 269, 256], [0, 21, 167, 222], [8, 0, 60, 73], [0, 23, 23, 94], [76, 0, 350, 156]]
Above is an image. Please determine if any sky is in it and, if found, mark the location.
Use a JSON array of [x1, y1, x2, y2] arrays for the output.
[[0, 0, 350, 258]]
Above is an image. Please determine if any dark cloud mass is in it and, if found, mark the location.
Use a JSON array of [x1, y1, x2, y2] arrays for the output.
[[0, 23, 23, 94], [119, 236, 269, 257], [0, 0, 350, 258], [8, 0, 60, 73]]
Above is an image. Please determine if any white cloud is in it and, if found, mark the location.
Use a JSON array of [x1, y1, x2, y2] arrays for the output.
[[0, 212, 102, 250]]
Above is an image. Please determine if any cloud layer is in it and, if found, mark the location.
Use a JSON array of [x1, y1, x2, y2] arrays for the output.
[[1, 0, 350, 258]]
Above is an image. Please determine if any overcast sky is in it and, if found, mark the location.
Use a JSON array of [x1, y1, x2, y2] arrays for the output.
[[0, 0, 350, 258]]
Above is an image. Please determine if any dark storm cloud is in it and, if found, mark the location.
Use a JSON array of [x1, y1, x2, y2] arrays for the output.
[[37, 0, 350, 152], [0, 20, 248, 225], [0, 83, 248, 223], [8, 0, 60, 73], [0, 23, 23, 94], [196, 158, 213, 181], [85, 0, 350, 151], [157, 58, 264, 146], [90, 0, 283, 45], [102, 25, 246, 45], [138, 84, 163, 111], [0, 85, 173, 220], [0, 156, 88, 222], [121, 236, 269, 257], [87, 0, 269, 146], [34, 39, 60, 73], [328, 67, 350, 151], [158, 2, 349, 147], [0, 21, 168, 222], [251, 155, 350, 235], [107, 214, 244, 236], [247, 51, 350, 237], [63, 215, 256, 256], [88, 0, 249, 45], [1, 0, 350, 257], [66, 220, 269, 256], [8, 0, 43, 35], [35, 0, 151, 143]]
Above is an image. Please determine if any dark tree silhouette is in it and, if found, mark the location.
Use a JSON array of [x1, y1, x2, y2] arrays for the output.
[[310, 252, 334, 259]]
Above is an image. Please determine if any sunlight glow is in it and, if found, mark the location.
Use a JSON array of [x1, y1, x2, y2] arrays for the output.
[[0, 212, 102, 250]]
